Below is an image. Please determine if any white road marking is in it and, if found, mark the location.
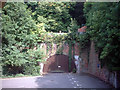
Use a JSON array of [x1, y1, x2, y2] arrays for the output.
[[74, 81, 77, 82], [77, 84, 80, 86], [74, 87, 77, 88]]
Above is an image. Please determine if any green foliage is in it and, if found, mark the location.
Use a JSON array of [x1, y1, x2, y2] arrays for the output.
[[2, 46, 28, 66], [2, 73, 40, 78], [15, 73, 25, 77], [65, 19, 80, 44], [69, 2, 86, 26], [56, 44, 64, 55], [84, 2, 120, 69], [57, 19, 78, 71], [65, 19, 90, 71], [65, 19, 89, 50], [29, 2, 74, 32], [53, 33, 67, 44], [72, 68, 76, 73], [68, 18, 79, 32], [1, 2, 45, 76], [2, 2, 37, 66], [68, 42, 72, 72], [23, 64, 40, 75], [26, 47, 46, 63], [32, 20, 67, 43]]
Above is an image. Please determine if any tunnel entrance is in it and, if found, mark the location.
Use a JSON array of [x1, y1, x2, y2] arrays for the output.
[[43, 54, 76, 73]]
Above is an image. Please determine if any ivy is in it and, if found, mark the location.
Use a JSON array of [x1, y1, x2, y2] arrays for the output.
[[84, 2, 120, 69], [65, 18, 90, 61]]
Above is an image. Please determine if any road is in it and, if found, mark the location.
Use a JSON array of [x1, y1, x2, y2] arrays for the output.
[[2, 73, 111, 88]]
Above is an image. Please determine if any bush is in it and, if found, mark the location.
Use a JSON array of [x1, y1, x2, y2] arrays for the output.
[[23, 64, 40, 75], [15, 73, 25, 77], [84, 2, 120, 69], [72, 68, 76, 73]]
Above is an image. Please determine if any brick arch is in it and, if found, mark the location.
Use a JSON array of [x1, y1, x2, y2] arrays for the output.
[[43, 54, 76, 73]]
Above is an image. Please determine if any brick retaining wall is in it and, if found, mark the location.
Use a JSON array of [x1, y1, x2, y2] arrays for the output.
[[40, 42, 118, 87]]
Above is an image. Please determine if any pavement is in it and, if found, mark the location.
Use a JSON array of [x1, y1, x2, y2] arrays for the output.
[[1, 73, 112, 88]]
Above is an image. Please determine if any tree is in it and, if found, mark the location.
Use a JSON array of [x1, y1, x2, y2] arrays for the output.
[[1, 2, 39, 75], [69, 2, 86, 26], [29, 2, 73, 32], [84, 2, 120, 69]]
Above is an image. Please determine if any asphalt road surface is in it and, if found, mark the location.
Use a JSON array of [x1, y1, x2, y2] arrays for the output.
[[2, 73, 111, 88]]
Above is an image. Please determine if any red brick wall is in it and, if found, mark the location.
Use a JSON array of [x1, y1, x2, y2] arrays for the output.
[[41, 42, 116, 87], [62, 43, 80, 56], [62, 44, 69, 55], [79, 41, 116, 87]]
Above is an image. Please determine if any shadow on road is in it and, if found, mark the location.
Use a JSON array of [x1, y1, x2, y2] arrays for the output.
[[35, 73, 60, 88], [35, 72, 113, 88]]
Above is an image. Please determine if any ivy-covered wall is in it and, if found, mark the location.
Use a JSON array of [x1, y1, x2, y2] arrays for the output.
[[79, 41, 119, 88], [44, 40, 119, 88]]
